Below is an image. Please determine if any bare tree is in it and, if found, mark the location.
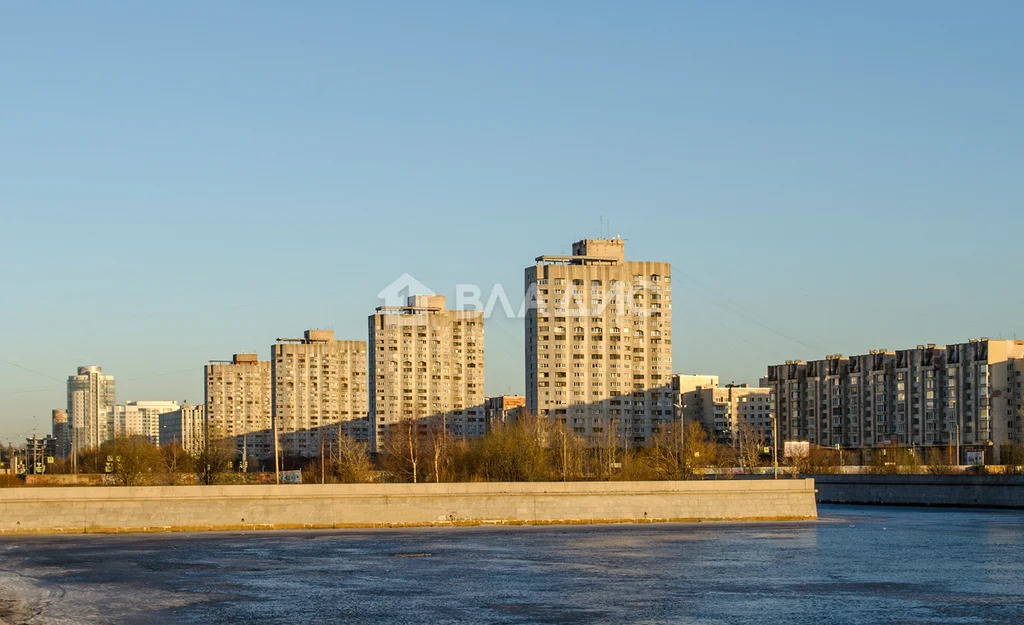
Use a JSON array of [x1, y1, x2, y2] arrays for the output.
[[382, 418, 427, 483], [195, 438, 234, 485], [109, 436, 161, 486], [550, 419, 585, 481], [160, 442, 194, 485], [472, 414, 551, 482], [737, 422, 765, 473], [333, 434, 375, 483]]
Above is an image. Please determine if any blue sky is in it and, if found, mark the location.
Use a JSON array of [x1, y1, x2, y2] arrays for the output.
[[2, 1, 1023, 440]]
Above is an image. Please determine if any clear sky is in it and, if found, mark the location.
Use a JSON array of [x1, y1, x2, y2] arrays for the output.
[[2, 1, 1023, 441]]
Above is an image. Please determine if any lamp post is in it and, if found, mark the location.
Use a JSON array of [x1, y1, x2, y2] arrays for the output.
[[769, 414, 779, 480], [673, 401, 683, 476]]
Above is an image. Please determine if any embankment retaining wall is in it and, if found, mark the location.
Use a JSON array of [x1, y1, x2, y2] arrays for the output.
[[811, 474, 1024, 508], [0, 479, 817, 535]]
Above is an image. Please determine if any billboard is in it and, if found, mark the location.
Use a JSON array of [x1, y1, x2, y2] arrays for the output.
[[784, 441, 810, 459]]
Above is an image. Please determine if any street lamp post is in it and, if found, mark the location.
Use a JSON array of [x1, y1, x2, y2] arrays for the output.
[[770, 414, 779, 480], [673, 402, 683, 476]]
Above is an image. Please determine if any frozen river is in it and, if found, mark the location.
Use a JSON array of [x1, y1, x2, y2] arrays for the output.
[[1, 505, 1022, 624]]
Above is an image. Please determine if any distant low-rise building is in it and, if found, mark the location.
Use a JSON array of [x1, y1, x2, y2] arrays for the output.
[[485, 395, 526, 431]]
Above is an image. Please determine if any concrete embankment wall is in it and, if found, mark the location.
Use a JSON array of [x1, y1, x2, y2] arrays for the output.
[[0, 480, 817, 535], [811, 474, 1024, 508]]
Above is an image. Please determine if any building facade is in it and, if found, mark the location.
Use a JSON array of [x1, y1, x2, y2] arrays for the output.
[[766, 339, 1024, 463], [485, 395, 526, 431], [51, 409, 71, 459], [369, 295, 485, 452], [525, 238, 673, 446], [673, 375, 773, 445], [205, 353, 273, 460], [67, 365, 116, 451], [271, 330, 368, 458], [158, 403, 206, 455], [117, 400, 180, 444]]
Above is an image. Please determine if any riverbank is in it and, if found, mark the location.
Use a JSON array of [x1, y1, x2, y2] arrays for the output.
[[0, 480, 817, 535]]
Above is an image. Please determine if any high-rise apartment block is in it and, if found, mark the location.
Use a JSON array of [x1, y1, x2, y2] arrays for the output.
[[205, 353, 273, 459], [766, 339, 1024, 463], [369, 295, 485, 451], [159, 403, 206, 455], [271, 330, 368, 457], [526, 238, 673, 445], [67, 365, 116, 451], [51, 409, 71, 459]]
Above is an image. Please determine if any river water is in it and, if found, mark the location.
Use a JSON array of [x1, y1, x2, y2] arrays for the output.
[[0, 506, 1021, 625]]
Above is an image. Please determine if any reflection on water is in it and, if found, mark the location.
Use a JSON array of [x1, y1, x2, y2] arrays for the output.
[[1, 506, 1022, 625]]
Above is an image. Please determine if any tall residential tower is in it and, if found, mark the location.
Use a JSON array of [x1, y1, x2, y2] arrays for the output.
[[271, 330, 368, 457], [369, 295, 485, 452], [67, 365, 116, 451], [525, 238, 672, 445], [205, 353, 273, 459]]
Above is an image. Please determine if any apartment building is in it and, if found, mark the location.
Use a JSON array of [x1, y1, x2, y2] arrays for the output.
[[369, 295, 485, 452], [766, 339, 1024, 463], [271, 330, 368, 458], [51, 409, 71, 459], [673, 374, 773, 445], [116, 400, 180, 444], [205, 353, 273, 459], [485, 395, 526, 431], [525, 238, 673, 445], [158, 403, 206, 455], [67, 365, 116, 451]]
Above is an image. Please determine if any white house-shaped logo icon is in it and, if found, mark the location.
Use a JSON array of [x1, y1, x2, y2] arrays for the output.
[[377, 273, 435, 308]]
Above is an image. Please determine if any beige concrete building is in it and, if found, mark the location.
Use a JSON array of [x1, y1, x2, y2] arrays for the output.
[[526, 238, 672, 445], [205, 353, 273, 460], [158, 404, 206, 455], [271, 330, 368, 458], [51, 409, 70, 459], [693, 385, 773, 445], [766, 339, 1024, 463], [485, 395, 526, 431], [67, 365, 116, 451], [369, 295, 485, 452], [673, 374, 772, 445]]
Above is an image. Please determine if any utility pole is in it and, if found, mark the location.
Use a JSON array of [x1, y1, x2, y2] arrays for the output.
[[320, 430, 325, 485]]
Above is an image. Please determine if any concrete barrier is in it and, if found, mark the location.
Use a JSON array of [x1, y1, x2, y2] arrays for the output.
[[811, 474, 1024, 508], [0, 479, 817, 535]]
